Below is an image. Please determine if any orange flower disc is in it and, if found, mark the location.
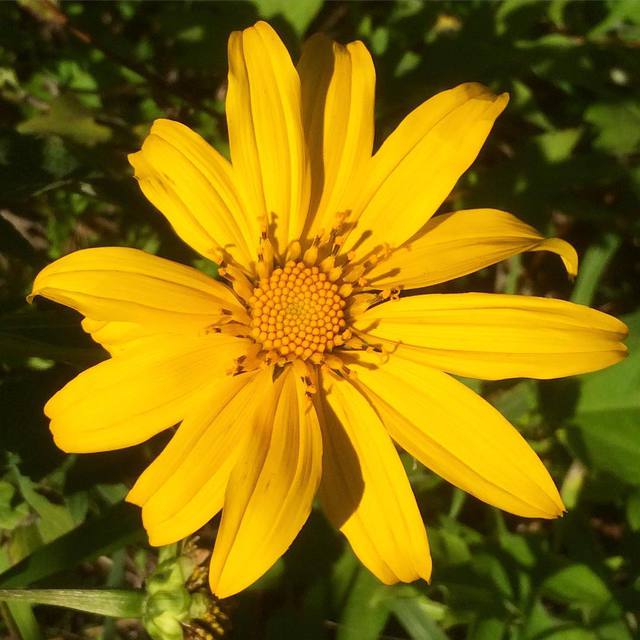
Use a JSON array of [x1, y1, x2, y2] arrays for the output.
[[249, 261, 347, 361]]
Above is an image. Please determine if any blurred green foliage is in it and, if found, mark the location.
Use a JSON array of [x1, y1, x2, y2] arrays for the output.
[[0, 0, 639, 638]]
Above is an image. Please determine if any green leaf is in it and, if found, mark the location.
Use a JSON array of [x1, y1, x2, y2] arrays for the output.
[[336, 566, 391, 640], [0, 502, 144, 588], [2, 601, 42, 640], [542, 564, 611, 607], [17, 94, 112, 147], [584, 102, 640, 156], [491, 381, 537, 424], [534, 128, 582, 163], [7, 525, 43, 567], [568, 311, 640, 485], [429, 528, 472, 566], [588, 0, 640, 39], [0, 481, 29, 531], [11, 467, 76, 543], [626, 489, 640, 532], [252, 0, 323, 36], [386, 585, 448, 640], [547, 0, 570, 29], [571, 233, 621, 306], [0, 588, 144, 618], [469, 617, 506, 640]]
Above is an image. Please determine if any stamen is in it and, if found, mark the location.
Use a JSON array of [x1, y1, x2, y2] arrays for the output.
[[303, 243, 319, 266], [218, 264, 254, 301], [205, 322, 251, 338], [286, 241, 302, 262], [257, 236, 274, 279], [319, 255, 335, 272]]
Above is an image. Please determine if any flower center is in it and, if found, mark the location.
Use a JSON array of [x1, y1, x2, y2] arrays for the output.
[[249, 261, 348, 362]]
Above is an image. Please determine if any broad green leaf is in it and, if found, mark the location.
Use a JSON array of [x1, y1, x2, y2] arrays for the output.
[[0, 481, 29, 531], [469, 617, 506, 640], [498, 531, 535, 569], [429, 528, 471, 566], [336, 565, 391, 640], [7, 525, 43, 567], [11, 467, 76, 543], [252, 0, 323, 36], [584, 102, 640, 155], [542, 564, 611, 607], [17, 94, 112, 147], [473, 552, 514, 600], [491, 381, 537, 424], [523, 599, 564, 639], [0, 502, 144, 588], [385, 585, 448, 640], [0, 550, 10, 574], [568, 311, 640, 485], [588, 0, 640, 39], [534, 128, 582, 163]]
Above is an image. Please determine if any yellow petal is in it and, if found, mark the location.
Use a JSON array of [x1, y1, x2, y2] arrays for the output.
[[367, 208, 578, 290], [129, 119, 259, 268], [298, 34, 375, 238], [129, 371, 263, 546], [210, 367, 322, 598], [318, 371, 431, 584], [46, 334, 248, 453], [355, 293, 628, 379], [344, 83, 509, 259], [226, 21, 309, 255], [351, 350, 565, 518], [81, 318, 153, 355], [29, 247, 248, 331]]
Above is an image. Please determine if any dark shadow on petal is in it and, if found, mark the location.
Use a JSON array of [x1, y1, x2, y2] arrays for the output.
[[316, 391, 364, 530]]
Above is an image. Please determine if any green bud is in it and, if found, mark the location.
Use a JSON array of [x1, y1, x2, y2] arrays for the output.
[[145, 588, 191, 620], [143, 586, 191, 639], [144, 610, 185, 640], [142, 541, 229, 640]]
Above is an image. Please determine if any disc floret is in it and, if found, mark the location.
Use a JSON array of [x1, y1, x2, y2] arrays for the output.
[[248, 261, 349, 364]]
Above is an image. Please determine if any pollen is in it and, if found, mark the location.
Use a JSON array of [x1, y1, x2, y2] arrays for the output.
[[248, 261, 349, 363]]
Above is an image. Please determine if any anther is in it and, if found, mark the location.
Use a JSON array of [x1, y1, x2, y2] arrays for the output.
[[286, 241, 302, 262], [303, 244, 318, 266]]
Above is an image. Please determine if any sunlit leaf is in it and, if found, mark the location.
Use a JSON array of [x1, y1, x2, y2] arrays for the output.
[[568, 311, 640, 485], [17, 94, 112, 147]]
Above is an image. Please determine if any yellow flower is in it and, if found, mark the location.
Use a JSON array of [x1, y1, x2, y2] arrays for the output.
[[30, 21, 627, 598]]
